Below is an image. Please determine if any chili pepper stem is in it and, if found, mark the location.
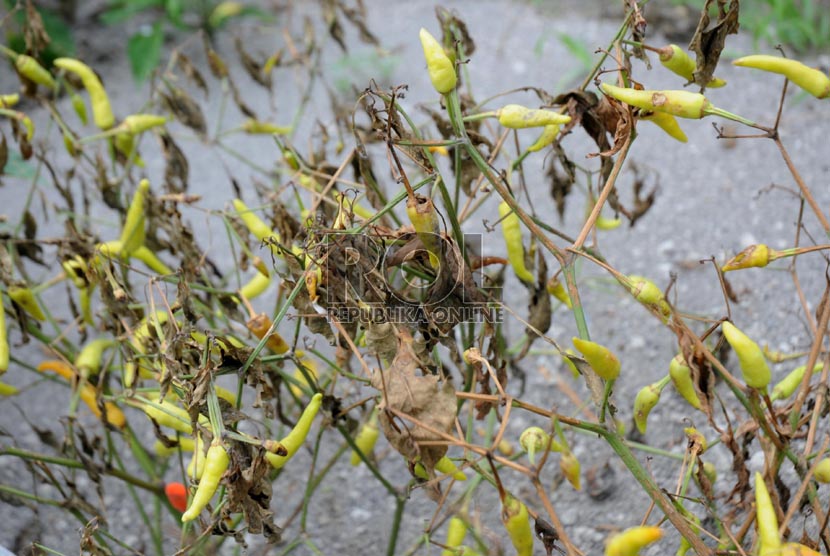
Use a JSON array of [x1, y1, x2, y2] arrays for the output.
[[461, 111, 497, 122], [702, 105, 764, 129]]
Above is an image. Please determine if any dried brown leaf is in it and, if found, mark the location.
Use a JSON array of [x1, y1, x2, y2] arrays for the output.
[[689, 0, 740, 88], [162, 88, 207, 138]]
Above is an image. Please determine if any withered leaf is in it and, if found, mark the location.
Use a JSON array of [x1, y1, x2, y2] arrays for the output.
[[159, 131, 189, 193], [437, 7, 476, 57], [203, 35, 229, 79], [323, 0, 347, 51], [234, 37, 272, 90], [372, 330, 457, 470], [689, 0, 740, 88], [339, 0, 379, 46], [0, 132, 7, 175], [162, 88, 207, 138], [229, 78, 258, 120], [174, 52, 208, 96], [547, 142, 576, 219], [24, 0, 50, 54]]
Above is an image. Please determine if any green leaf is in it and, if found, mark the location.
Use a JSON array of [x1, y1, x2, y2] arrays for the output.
[[558, 33, 593, 71], [127, 22, 164, 83]]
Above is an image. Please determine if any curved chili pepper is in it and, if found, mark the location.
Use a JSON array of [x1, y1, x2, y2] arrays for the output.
[[74, 338, 115, 377], [120, 179, 150, 256], [733, 55, 830, 99], [7, 286, 45, 321], [560, 450, 581, 490], [498, 201, 534, 284], [527, 124, 561, 151], [119, 114, 168, 135], [546, 277, 573, 309], [0, 94, 19, 108], [246, 313, 289, 354], [239, 272, 271, 301], [633, 377, 669, 434], [265, 393, 323, 469], [640, 111, 688, 143], [53, 58, 115, 129], [669, 354, 703, 410], [771, 363, 823, 401], [14, 54, 56, 89], [350, 410, 379, 466], [181, 438, 230, 522], [241, 119, 292, 135]]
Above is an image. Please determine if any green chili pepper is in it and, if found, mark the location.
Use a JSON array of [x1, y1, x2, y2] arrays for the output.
[[241, 119, 292, 135], [0, 94, 19, 108], [442, 514, 468, 556], [814, 458, 830, 483], [633, 376, 670, 434], [527, 124, 561, 151], [119, 114, 168, 135], [74, 338, 115, 378]]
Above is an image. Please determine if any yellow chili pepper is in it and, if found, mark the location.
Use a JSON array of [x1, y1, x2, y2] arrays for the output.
[[546, 277, 572, 309], [442, 515, 468, 556], [406, 194, 442, 269], [702, 461, 717, 484], [7, 286, 45, 321], [68, 89, 88, 125], [54, 58, 115, 129], [657, 44, 726, 88], [239, 272, 271, 301], [208, 1, 243, 28], [779, 543, 822, 556], [181, 438, 230, 522], [232, 198, 283, 255], [605, 526, 662, 556], [627, 275, 671, 319], [669, 354, 703, 410], [734, 55, 830, 99], [498, 201, 534, 284], [501, 493, 534, 556], [350, 410, 379, 466], [600, 83, 711, 119], [290, 354, 319, 398], [527, 124, 561, 151], [596, 214, 622, 230], [721, 321, 771, 390], [633, 377, 669, 434], [135, 398, 205, 434], [187, 434, 208, 480], [119, 114, 168, 135], [419, 28, 457, 94], [754, 472, 781, 556], [560, 450, 581, 490], [413, 455, 467, 481], [572, 337, 620, 380], [247, 313, 289, 354], [722, 244, 780, 272], [640, 111, 688, 143], [771, 363, 824, 401], [37, 360, 126, 428], [814, 458, 830, 483], [132, 245, 173, 275], [153, 436, 196, 458], [15, 54, 56, 89], [265, 392, 323, 469], [0, 110, 34, 141], [0, 381, 18, 396], [120, 179, 150, 257], [497, 104, 571, 128], [0, 94, 19, 107], [241, 119, 292, 135], [75, 338, 115, 377]]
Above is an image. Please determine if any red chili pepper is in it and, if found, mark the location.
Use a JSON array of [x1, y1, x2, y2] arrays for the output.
[[164, 482, 188, 512]]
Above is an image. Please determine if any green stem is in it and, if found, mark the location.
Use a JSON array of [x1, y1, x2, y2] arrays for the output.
[[385, 496, 407, 556]]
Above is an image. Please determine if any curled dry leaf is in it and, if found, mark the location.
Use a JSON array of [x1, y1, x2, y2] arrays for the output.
[[372, 330, 457, 471]]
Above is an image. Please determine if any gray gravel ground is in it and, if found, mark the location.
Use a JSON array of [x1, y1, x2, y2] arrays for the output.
[[1, 1, 830, 555]]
